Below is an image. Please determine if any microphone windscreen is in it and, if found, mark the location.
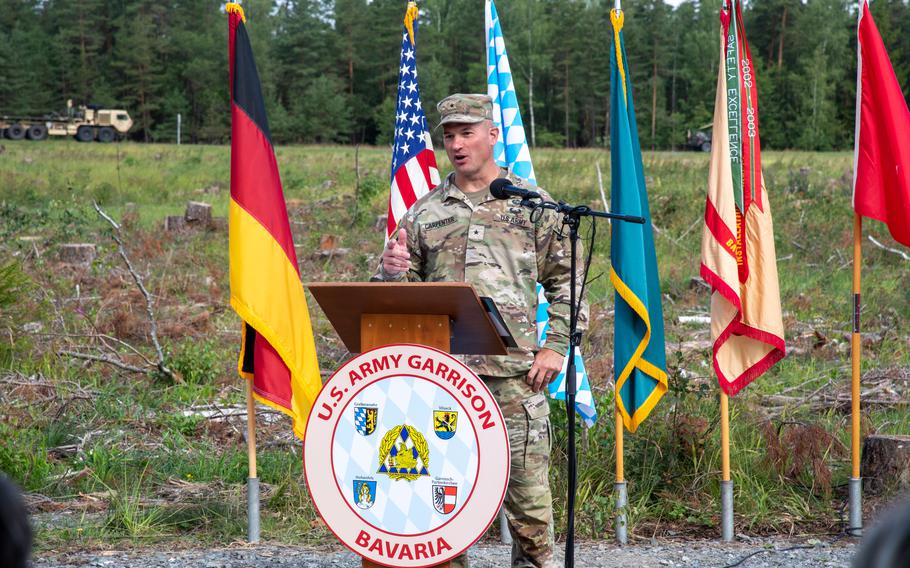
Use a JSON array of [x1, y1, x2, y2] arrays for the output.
[[489, 178, 512, 199]]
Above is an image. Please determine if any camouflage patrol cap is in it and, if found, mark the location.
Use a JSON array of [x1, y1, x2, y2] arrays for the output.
[[436, 94, 494, 127]]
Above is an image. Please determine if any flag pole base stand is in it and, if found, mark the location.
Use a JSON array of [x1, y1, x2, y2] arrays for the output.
[[849, 477, 863, 537], [499, 508, 512, 545], [721, 480, 734, 542], [614, 481, 628, 545], [247, 477, 260, 543]]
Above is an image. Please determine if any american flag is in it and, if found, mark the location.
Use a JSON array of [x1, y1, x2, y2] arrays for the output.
[[387, 2, 439, 239]]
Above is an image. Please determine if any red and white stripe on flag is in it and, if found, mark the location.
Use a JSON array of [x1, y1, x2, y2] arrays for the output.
[[388, 149, 439, 238]]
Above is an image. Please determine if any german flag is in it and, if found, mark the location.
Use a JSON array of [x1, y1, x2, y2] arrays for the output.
[[227, 3, 321, 440]]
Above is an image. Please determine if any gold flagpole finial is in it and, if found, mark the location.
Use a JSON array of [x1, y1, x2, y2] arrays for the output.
[[610, 9, 627, 102], [404, 2, 418, 46], [226, 2, 246, 22]]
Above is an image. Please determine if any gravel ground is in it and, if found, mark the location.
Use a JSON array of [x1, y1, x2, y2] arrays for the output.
[[34, 538, 856, 568]]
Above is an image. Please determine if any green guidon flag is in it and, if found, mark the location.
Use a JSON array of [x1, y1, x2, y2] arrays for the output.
[[609, 9, 668, 433]]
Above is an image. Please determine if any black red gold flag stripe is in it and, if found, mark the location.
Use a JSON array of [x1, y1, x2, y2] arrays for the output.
[[227, 3, 321, 439]]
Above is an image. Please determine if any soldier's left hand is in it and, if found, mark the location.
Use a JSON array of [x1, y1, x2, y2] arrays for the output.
[[527, 348, 565, 392]]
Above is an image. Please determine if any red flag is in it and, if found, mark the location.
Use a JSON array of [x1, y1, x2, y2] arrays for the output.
[[853, 0, 910, 247]]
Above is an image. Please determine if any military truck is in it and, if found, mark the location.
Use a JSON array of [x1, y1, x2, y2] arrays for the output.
[[0, 100, 133, 142], [685, 123, 713, 152]]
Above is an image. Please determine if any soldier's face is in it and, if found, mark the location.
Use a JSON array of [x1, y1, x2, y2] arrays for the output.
[[442, 121, 498, 177]]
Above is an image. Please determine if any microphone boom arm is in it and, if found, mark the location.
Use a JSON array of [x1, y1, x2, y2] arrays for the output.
[[524, 199, 645, 225]]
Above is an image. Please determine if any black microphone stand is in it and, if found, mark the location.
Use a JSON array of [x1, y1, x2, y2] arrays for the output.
[[519, 197, 643, 568]]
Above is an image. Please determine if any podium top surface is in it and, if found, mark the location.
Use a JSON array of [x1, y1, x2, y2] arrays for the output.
[[306, 282, 509, 355]]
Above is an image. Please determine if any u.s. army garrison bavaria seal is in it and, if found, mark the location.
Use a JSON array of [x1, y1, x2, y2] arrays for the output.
[[304, 344, 509, 568]]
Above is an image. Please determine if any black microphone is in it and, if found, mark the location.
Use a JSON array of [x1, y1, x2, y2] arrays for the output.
[[489, 178, 542, 200]]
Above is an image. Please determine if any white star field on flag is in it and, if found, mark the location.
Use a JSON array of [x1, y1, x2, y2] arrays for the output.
[[386, 12, 440, 239]]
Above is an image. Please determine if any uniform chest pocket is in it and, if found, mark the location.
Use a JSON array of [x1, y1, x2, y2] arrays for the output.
[[420, 217, 467, 276]]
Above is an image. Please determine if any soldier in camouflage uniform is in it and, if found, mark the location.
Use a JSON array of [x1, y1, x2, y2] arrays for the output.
[[373, 93, 584, 568]]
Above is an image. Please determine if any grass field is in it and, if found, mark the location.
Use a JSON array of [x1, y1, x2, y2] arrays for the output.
[[1, 139, 908, 551]]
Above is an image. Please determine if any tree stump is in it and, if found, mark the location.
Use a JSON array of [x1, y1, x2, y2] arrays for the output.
[[185, 201, 212, 226], [861, 434, 910, 494], [58, 243, 96, 265], [164, 216, 187, 232]]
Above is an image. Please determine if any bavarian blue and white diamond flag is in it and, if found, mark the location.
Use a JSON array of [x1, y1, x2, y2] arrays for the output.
[[537, 284, 598, 427], [488, 0, 597, 426], [485, 0, 536, 183]]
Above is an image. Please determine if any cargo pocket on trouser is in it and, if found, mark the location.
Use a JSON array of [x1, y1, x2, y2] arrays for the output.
[[520, 392, 551, 470], [505, 391, 554, 567]]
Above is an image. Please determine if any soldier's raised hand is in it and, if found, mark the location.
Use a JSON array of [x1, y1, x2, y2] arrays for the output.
[[382, 229, 411, 276]]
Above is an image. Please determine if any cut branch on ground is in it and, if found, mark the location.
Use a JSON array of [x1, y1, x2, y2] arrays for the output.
[[93, 202, 178, 382]]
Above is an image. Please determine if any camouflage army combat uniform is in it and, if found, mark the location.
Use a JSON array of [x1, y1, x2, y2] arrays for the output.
[[373, 168, 584, 568]]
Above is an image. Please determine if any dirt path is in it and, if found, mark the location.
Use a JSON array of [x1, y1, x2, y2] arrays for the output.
[[34, 538, 856, 568]]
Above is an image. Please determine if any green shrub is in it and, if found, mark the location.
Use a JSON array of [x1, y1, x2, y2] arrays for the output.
[[0, 259, 34, 366], [0, 259, 29, 311], [0, 424, 53, 491], [169, 340, 221, 385]]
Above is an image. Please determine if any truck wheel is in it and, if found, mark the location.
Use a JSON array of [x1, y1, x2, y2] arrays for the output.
[[97, 127, 115, 143], [701, 142, 712, 153], [75, 125, 95, 142], [26, 124, 48, 141], [6, 124, 25, 140]]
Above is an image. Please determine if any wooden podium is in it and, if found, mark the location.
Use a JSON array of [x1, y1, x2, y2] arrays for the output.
[[307, 282, 510, 356], [306, 282, 511, 568]]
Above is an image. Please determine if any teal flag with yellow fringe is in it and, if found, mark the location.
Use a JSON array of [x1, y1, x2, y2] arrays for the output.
[[609, 9, 668, 433]]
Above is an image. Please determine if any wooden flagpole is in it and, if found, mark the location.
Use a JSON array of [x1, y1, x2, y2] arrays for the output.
[[719, 391, 733, 541], [614, 399, 627, 544], [246, 380, 260, 543], [849, 214, 863, 536]]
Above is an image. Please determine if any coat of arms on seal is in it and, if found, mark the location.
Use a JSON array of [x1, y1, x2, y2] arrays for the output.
[[377, 424, 430, 480], [354, 405, 377, 436], [432, 484, 457, 514], [352, 479, 376, 510], [433, 410, 458, 440]]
